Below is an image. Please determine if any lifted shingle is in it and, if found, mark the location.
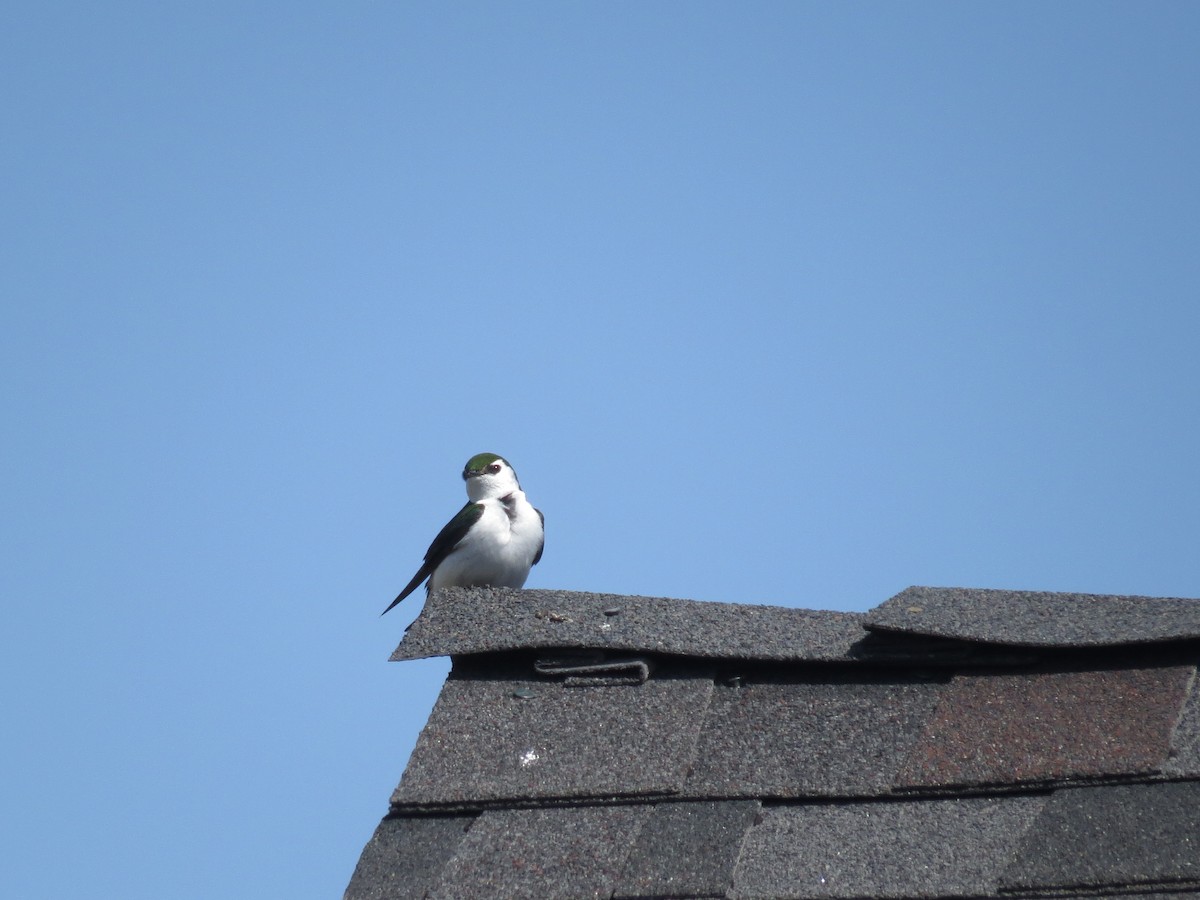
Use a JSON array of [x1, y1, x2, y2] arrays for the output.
[[391, 587, 866, 663], [866, 586, 1200, 647]]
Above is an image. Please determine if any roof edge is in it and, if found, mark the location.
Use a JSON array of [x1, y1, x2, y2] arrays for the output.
[[390, 587, 867, 664]]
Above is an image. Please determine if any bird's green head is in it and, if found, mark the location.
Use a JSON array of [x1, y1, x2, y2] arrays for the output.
[[462, 452, 507, 479], [462, 453, 522, 501]]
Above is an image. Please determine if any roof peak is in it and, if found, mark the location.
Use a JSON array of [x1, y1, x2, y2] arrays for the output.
[[390, 585, 1200, 667]]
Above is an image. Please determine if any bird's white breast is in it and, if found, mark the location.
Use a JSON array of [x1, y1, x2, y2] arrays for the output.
[[429, 490, 543, 591]]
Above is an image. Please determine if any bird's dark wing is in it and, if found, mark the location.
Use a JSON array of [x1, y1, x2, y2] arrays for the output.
[[531, 507, 545, 566], [381, 501, 485, 615]]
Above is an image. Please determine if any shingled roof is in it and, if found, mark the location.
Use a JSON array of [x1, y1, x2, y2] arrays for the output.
[[346, 585, 1200, 900]]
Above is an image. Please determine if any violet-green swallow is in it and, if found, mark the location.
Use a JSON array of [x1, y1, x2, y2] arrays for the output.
[[381, 453, 545, 615]]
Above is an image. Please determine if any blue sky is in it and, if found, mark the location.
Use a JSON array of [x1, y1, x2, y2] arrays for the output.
[[3, 2, 1198, 897]]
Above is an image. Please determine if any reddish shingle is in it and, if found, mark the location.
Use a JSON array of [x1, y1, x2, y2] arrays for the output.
[[896, 665, 1194, 789]]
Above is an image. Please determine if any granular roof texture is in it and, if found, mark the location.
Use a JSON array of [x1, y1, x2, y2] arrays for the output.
[[392, 587, 868, 663], [347, 585, 1200, 899]]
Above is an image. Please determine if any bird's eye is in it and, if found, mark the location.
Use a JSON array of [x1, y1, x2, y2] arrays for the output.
[[487, 463, 502, 474]]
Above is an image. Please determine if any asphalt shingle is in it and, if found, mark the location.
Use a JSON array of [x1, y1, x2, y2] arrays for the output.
[[343, 814, 474, 900], [613, 800, 760, 899], [351, 586, 1200, 899], [732, 795, 1047, 899], [1001, 782, 1200, 892], [1164, 671, 1200, 778], [867, 586, 1200, 647], [896, 665, 1195, 789], [686, 672, 945, 799], [391, 587, 867, 663], [391, 662, 714, 808], [427, 805, 649, 900]]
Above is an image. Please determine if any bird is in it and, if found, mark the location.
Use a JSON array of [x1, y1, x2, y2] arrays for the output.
[[381, 453, 545, 615]]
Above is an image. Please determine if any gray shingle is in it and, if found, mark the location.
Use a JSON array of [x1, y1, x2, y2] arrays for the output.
[[613, 800, 760, 899], [866, 586, 1200, 647], [391, 665, 714, 807], [391, 587, 867, 663], [427, 804, 649, 900], [733, 795, 1047, 899], [686, 673, 945, 799], [1001, 782, 1200, 892], [343, 814, 473, 900]]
